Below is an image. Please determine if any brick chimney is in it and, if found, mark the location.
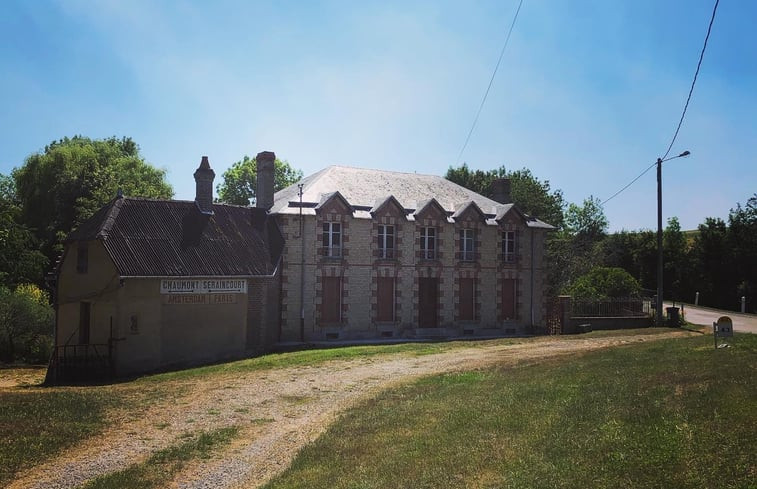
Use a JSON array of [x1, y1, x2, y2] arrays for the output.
[[194, 156, 215, 214], [256, 151, 275, 210], [490, 178, 511, 204]]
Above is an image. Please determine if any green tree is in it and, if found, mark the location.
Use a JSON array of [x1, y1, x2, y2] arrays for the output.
[[564, 195, 608, 242], [690, 218, 733, 309], [444, 164, 565, 228], [663, 217, 690, 301], [216, 155, 303, 206], [0, 284, 54, 363], [728, 195, 757, 312], [566, 267, 641, 300], [0, 175, 48, 288], [12, 136, 173, 265]]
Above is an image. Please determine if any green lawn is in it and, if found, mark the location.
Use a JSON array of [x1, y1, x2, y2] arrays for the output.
[[265, 334, 757, 489], [0, 337, 517, 485]]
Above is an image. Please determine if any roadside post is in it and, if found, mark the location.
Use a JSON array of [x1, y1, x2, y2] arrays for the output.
[[713, 316, 733, 349], [742, 296, 746, 314]]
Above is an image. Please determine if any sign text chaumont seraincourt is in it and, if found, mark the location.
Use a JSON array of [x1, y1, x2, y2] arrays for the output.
[[160, 278, 247, 295]]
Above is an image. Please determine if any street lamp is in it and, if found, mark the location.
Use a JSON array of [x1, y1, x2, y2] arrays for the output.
[[656, 150, 690, 326]]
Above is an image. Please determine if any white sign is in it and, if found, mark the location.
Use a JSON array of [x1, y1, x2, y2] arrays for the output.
[[714, 316, 733, 338], [160, 278, 247, 295]]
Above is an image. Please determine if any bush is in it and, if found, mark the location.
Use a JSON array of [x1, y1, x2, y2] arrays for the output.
[[567, 267, 641, 300], [0, 284, 54, 363]]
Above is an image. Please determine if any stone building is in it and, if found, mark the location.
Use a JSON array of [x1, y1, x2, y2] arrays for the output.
[[263, 152, 554, 342], [50, 150, 553, 380]]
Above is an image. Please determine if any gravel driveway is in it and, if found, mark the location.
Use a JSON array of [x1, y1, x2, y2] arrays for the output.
[[7, 332, 689, 489]]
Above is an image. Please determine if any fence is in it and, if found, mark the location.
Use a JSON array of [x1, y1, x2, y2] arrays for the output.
[[570, 297, 652, 318]]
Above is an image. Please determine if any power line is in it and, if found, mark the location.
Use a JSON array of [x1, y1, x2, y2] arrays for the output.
[[661, 0, 720, 160], [603, 0, 720, 205], [601, 162, 657, 206], [455, 0, 524, 165]]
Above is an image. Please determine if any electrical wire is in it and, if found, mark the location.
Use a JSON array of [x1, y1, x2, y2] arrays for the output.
[[661, 0, 719, 160], [455, 0, 524, 165], [601, 162, 657, 205], [602, 0, 719, 206]]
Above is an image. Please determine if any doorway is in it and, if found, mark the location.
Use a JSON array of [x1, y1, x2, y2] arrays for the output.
[[418, 277, 438, 327]]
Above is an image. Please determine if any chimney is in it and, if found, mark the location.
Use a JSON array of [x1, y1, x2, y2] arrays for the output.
[[490, 178, 511, 204], [194, 156, 215, 214], [256, 151, 275, 210]]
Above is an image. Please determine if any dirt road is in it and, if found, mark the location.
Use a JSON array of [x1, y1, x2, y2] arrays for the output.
[[7, 332, 691, 489]]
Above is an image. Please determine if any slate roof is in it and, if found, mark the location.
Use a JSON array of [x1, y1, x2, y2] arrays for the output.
[[271, 165, 554, 229], [67, 197, 283, 277]]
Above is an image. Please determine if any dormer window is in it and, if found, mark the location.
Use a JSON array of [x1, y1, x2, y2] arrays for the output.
[[76, 243, 88, 274], [323, 222, 342, 257], [378, 225, 395, 259], [420, 227, 436, 260], [502, 231, 516, 263], [459, 229, 475, 262]]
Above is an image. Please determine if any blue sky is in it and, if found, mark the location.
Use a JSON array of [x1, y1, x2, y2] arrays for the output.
[[1, 0, 754, 231]]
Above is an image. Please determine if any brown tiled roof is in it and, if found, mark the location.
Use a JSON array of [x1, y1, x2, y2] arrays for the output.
[[67, 197, 283, 277]]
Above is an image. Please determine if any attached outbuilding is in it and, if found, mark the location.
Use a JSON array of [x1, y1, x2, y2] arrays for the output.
[[49, 157, 283, 381]]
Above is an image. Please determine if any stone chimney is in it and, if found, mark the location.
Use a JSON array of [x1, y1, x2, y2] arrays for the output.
[[194, 156, 215, 214], [490, 178, 511, 204], [256, 151, 275, 210]]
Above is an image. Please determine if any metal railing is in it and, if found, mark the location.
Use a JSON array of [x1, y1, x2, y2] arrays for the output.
[[571, 297, 652, 317], [51, 343, 113, 381]]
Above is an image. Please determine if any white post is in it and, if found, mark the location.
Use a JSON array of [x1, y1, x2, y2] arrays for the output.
[[695, 291, 699, 306], [742, 296, 747, 314]]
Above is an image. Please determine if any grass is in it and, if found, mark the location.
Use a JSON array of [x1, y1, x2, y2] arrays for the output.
[[141, 340, 499, 382], [0, 328, 689, 485], [0, 387, 130, 485], [265, 333, 757, 489], [81, 427, 239, 489]]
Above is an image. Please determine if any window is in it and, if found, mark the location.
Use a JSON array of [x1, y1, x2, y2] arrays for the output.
[[321, 277, 342, 323], [322, 222, 341, 257], [459, 229, 475, 261], [76, 243, 88, 274], [502, 231, 516, 263], [420, 227, 436, 260], [378, 225, 395, 259], [376, 277, 395, 321]]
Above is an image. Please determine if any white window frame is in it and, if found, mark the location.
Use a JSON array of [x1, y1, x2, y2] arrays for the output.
[[460, 228, 475, 262], [502, 231, 516, 263], [420, 226, 436, 260], [378, 224, 395, 259], [323, 222, 342, 257]]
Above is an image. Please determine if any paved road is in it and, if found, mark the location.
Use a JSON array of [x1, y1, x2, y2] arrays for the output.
[[667, 302, 757, 334]]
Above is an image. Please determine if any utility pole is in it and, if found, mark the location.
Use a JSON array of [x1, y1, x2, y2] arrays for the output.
[[656, 151, 690, 326], [656, 158, 664, 327]]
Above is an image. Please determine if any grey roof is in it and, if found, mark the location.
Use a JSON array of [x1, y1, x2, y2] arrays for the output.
[[67, 197, 283, 277], [271, 166, 503, 215], [271, 165, 554, 229]]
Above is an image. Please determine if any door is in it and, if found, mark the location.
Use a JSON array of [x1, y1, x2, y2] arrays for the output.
[[79, 302, 91, 344], [418, 278, 438, 327], [501, 279, 517, 320], [321, 277, 342, 324]]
